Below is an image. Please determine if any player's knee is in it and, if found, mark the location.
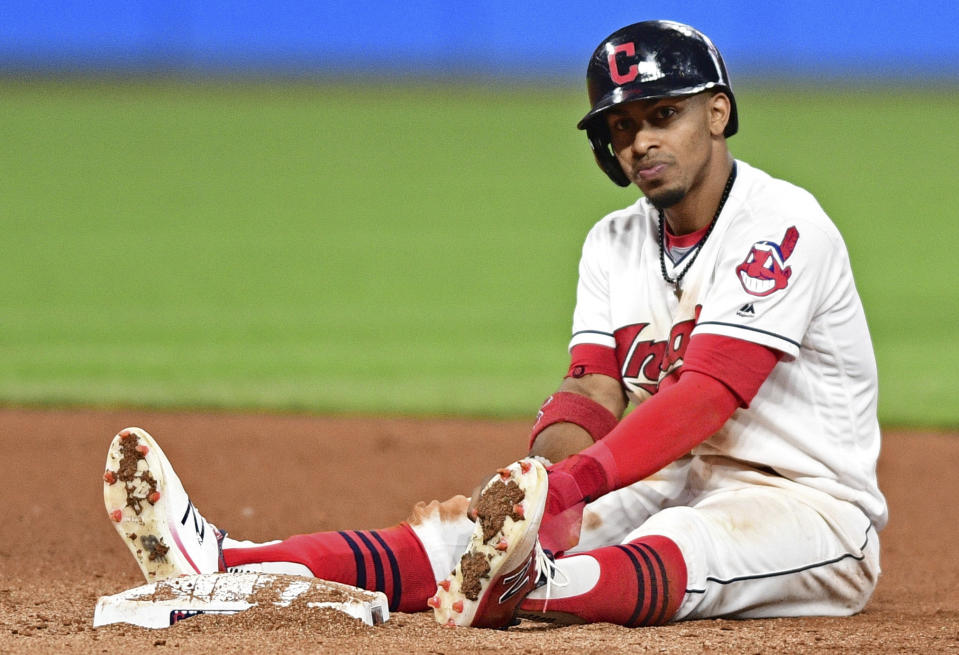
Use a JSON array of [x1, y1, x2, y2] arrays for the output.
[[828, 533, 881, 616]]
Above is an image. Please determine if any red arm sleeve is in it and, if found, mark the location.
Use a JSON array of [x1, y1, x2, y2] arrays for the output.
[[583, 372, 738, 490], [547, 335, 781, 503]]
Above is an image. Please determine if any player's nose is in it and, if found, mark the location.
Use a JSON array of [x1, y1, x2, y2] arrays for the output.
[[629, 124, 657, 157]]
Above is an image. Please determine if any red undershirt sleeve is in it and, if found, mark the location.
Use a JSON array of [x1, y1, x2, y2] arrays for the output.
[[681, 334, 782, 408], [566, 343, 621, 381]]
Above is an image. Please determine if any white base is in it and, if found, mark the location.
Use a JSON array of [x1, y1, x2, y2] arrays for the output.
[[93, 573, 389, 628]]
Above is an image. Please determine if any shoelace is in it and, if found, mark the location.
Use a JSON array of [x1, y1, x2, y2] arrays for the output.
[[533, 546, 569, 613]]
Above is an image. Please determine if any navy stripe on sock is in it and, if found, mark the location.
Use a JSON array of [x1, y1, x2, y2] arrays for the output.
[[368, 530, 403, 611], [353, 531, 385, 597], [625, 543, 659, 626], [636, 542, 670, 625], [338, 531, 366, 590], [615, 545, 647, 627]]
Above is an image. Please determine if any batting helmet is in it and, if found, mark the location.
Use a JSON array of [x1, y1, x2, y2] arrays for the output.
[[577, 20, 738, 187]]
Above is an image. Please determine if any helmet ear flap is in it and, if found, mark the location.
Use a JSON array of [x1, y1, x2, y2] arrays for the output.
[[585, 122, 630, 188]]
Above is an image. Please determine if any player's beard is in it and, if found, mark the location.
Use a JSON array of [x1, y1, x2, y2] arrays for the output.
[[645, 186, 686, 210], [632, 165, 687, 209]]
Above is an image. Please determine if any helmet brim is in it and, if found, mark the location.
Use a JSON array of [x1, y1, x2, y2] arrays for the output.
[[576, 82, 726, 130]]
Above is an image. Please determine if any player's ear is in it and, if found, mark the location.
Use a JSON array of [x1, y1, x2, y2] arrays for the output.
[[707, 91, 732, 137]]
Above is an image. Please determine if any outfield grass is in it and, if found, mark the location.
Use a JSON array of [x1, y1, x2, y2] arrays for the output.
[[1, 80, 955, 427]]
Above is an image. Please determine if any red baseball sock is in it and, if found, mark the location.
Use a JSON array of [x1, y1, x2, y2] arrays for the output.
[[223, 523, 436, 613], [519, 535, 687, 626]]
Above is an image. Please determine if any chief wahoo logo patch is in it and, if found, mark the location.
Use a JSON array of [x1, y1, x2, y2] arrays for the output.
[[735, 226, 800, 296]]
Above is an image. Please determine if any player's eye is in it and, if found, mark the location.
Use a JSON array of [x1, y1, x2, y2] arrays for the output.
[[654, 106, 678, 120], [609, 116, 634, 132]]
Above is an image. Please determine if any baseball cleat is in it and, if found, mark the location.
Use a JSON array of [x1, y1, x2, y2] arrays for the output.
[[431, 458, 549, 629], [103, 427, 226, 582]]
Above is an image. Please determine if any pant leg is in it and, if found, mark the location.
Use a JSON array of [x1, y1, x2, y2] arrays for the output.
[[624, 460, 880, 620]]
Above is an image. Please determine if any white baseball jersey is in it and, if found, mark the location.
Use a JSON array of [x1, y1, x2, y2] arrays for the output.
[[569, 160, 887, 530]]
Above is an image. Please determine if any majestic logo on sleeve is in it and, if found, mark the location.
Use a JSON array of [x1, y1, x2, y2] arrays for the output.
[[735, 226, 800, 296]]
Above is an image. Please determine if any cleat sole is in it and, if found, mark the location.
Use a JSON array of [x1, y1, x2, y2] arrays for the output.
[[103, 427, 202, 581], [432, 458, 547, 627]]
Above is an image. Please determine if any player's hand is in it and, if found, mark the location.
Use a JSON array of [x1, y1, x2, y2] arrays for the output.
[[538, 468, 587, 554]]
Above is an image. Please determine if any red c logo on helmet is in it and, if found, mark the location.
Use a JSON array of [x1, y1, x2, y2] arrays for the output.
[[608, 43, 638, 85]]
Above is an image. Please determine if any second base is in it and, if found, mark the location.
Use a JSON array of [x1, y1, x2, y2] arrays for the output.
[[93, 572, 390, 628]]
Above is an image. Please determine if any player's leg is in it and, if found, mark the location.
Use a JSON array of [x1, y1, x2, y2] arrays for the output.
[[103, 427, 474, 612], [222, 496, 475, 612], [518, 462, 879, 624], [487, 456, 696, 626], [659, 473, 880, 620], [423, 456, 694, 628], [517, 534, 688, 626]]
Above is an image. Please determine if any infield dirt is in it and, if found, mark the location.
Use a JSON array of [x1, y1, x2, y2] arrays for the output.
[[1, 407, 956, 654]]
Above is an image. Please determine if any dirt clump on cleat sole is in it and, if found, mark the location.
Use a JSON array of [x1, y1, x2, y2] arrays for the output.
[[457, 552, 491, 601], [110, 433, 159, 516], [456, 478, 527, 601], [475, 479, 525, 543]]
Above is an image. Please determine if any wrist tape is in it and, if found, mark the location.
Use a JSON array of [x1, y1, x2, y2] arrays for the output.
[[529, 391, 619, 449]]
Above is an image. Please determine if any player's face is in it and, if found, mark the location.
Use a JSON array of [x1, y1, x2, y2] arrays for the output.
[[605, 92, 729, 209]]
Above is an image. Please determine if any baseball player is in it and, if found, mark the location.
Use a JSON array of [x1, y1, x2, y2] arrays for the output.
[[103, 20, 885, 629]]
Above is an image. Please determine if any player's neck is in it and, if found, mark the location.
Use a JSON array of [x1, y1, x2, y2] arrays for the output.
[[661, 153, 734, 236]]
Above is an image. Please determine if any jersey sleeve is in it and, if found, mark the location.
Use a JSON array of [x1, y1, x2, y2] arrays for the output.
[[694, 211, 844, 359], [569, 221, 616, 350]]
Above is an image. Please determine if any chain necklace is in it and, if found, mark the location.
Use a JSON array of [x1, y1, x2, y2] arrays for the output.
[[658, 161, 738, 289]]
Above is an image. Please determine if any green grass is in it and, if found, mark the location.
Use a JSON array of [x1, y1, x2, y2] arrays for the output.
[[0, 79, 956, 427]]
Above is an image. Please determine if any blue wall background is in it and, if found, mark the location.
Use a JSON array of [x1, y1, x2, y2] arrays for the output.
[[3, 1, 959, 80]]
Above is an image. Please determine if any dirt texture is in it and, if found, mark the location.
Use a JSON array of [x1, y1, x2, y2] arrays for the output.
[[0, 407, 957, 654]]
